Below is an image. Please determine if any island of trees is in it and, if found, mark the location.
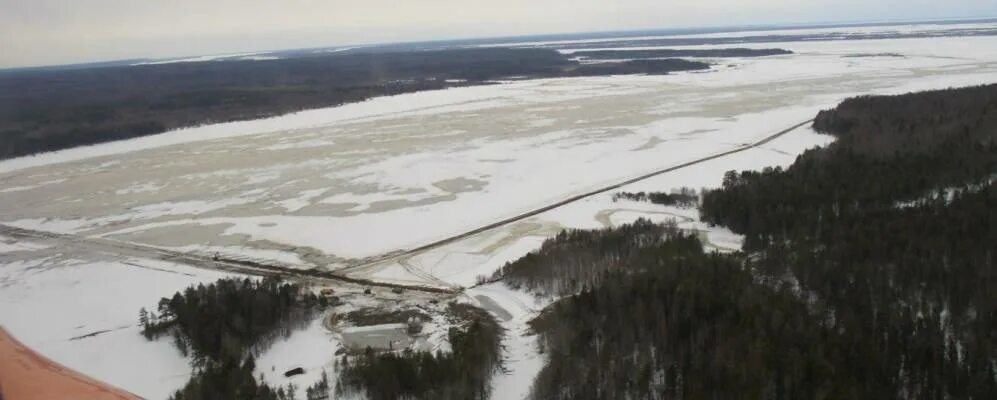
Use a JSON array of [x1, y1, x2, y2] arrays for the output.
[[612, 188, 699, 207]]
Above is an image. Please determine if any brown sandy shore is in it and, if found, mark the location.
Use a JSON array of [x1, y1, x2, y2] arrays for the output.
[[0, 326, 140, 400]]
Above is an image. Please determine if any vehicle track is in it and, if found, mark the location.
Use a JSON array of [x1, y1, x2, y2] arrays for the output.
[[2, 119, 811, 293], [340, 118, 814, 273], [0, 224, 458, 294]]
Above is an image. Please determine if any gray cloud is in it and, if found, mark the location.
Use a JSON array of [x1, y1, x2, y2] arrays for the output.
[[1, 0, 996, 68]]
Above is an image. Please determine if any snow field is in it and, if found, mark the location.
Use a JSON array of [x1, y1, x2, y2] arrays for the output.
[[2, 25, 997, 400]]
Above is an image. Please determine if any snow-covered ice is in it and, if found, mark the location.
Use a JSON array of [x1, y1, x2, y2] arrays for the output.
[[480, 20, 997, 50], [4, 35, 996, 272], [2, 24, 997, 400]]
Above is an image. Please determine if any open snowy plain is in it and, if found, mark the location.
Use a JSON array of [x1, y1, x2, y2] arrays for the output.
[[3, 22, 997, 399]]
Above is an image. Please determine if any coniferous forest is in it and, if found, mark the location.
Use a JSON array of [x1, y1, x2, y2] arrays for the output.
[[517, 84, 997, 399], [137, 278, 504, 400], [335, 303, 503, 400], [129, 84, 996, 399], [0, 48, 708, 160], [612, 188, 699, 208], [140, 278, 325, 400]]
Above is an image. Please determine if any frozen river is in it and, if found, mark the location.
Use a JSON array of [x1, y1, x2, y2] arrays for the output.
[[3, 35, 997, 280], [2, 25, 997, 399]]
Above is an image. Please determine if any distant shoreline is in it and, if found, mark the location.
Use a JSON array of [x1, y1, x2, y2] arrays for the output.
[[4, 16, 997, 72]]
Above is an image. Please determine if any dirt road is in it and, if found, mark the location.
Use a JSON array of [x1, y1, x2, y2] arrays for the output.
[[340, 119, 814, 273], [1, 119, 811, 293], [0, 224, 459, 294]]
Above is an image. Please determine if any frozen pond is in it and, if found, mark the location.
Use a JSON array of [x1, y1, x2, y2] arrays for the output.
[[340, 323, 413, 351]]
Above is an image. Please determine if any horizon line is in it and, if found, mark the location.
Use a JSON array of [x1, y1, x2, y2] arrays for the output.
[[4, 14, 996, 72]]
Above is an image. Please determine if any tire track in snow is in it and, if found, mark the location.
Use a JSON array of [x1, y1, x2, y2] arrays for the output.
[[0, 224, 458, 294], [1, 120, 811, 294], [341, 118, 814, 274]]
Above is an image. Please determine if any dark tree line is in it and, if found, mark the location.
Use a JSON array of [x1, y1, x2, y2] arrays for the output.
[[0, 48, 566, 159], [613, 188, 699, 208], [530, 241, 876, 399], [573, 48, 793, 60], [694, 84, 997, 399], [140, 277, 326, 400], [0, 48, 710, 160], [701, 84, 997, 250], [335, 303, 502, 400], [514, 84, 997, 399], [494, 219, 691, 297], [305, 371, 330, 400], [563, 59, 709, 77], [168, 356, 292, 400]]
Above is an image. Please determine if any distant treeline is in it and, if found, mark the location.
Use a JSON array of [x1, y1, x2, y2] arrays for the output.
[[573, 48, 793, 60], [564, 59, 709, 76], [0, 48, 708, 160], [507, 84, 997, 398], [140, 278, 326, 400], [529, 27, 997, 51], [335, 303, 502, 400], [613, 187, 698, 207]]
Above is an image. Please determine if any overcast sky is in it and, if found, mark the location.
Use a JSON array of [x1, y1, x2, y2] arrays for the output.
[[2, 0, 996, 68]]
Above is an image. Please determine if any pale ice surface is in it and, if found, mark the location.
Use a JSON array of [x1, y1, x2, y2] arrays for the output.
[[0, 234, 50, 253], [2, 28, 997, 400], [133, 52, 265, 65], [3, 35, 996, 274], [482, 20, 997, 49]]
